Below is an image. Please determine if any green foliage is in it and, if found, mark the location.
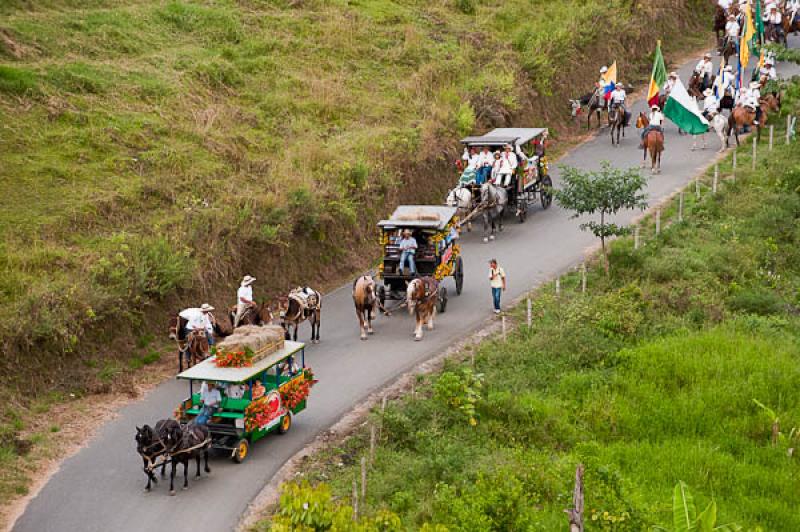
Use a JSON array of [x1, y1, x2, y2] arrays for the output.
[[0, 65, 38, 95], [433, 368, 483, 426], [652, 481, 742, 532], [455, 0, 476, 16]]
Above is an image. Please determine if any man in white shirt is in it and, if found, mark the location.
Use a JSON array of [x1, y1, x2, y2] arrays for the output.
[[492, 145, 516, 188], [179, 303, 216, 344], [461, 147, 480, 171], [789, 0, 800, 25], [476, 146, 493, 185], [610, 82, 627, 113], [488, 259, 506, 314], [746, 81, 762, 124], [759, 59, 777, 81], [718, 65, 735, 96], [398, 229, 418, 276], [233, 275, 256, 327], [596, 66, 608, 91], [695, 53, 714, 90], [664, 72, 678, 97], [724, 15, 740, 51], [767, 5, 784, 40], [197, 381, 221, 425], [640, 105, 665, 147], [702, 88, 720, 119]]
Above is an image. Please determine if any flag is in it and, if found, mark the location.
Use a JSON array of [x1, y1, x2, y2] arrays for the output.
[[752, 0, 764, 53], [739, 3, 755, 69], [647, 41, 667, 107], [664, 78, 709, 135], [602, 61, 617, 100], [714, 57, 725, 98]]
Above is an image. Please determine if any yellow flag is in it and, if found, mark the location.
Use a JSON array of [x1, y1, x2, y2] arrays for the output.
[[602, 61, 617, 85], [739, 4, 755, 67]]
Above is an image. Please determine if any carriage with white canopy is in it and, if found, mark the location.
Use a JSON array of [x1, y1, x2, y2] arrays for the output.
[[455, 127, 553, 224]]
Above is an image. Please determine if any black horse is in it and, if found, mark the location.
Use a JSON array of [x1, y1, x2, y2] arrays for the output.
[[135, 419, 181, 492], [168, 422, 211, 495]]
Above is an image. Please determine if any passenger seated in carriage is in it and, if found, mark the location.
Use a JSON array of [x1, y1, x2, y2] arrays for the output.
[[459, 146, 480, 184], [398, 229, 418, 276], [491, 145, 517, 188], [196, 381, 221, 425]]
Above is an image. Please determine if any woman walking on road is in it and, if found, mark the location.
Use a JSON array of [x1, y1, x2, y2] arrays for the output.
[[488, 259, 506, 314]]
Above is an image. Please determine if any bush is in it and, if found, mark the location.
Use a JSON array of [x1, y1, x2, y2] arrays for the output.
[[727, 287, 784, 315]]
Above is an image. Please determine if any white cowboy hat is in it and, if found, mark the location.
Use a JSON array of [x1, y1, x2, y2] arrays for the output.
[[724, 65, 732, 72], [750, 81, 760, 89], [241, 275, 256, 285], [651, 104, 660, 110], [615, 82, 623, 88], [200, 303, 215, 312], [703, 88, 714, 96], [703, 52, 712, 58], [669, 71, 678, 78], [600, 66, 608, 74]]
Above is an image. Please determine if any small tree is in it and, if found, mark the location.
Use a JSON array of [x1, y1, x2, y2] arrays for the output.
[[555, 161, 648, 275]]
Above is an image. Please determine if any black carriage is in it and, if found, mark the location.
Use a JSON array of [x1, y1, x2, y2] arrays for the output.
[[376, 205, 463, 313], [458, 127, 553, 223]]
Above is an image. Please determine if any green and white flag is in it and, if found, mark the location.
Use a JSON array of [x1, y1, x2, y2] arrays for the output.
[[663, 78, 708, 135]]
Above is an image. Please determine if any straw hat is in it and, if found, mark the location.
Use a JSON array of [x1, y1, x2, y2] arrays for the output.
[[600, 66, 608, 74], [669, 71, 678, 78], [703, 88, 714, 97], [200, 303, 215, 312], [241, 275, 256, 286]]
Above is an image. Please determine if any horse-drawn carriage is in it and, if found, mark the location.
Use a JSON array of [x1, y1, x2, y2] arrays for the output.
[[174, 340, 313, 463], [454, 128, 553, 224], [376, 205, 462, 314]]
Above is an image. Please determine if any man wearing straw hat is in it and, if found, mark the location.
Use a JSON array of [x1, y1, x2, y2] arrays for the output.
[[398, 229, 418, 276], [233, 275, 256, 327], [702, 88, 720, 120], [179, 303, 217, 345]]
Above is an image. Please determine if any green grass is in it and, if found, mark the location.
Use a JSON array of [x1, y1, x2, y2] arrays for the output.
[[260, 86, 800, 530]]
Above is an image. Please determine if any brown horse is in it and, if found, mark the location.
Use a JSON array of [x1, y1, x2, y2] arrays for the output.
[[406, 277, 438, 341], [185, 330, 209, 369], [784, 10, 800, 35], [228, 301, 274, 329], [169, 312, 230, 372], [279, 287, 322, 343], [721, 38, 737, 66], [608, 103, 626, 146], [352, 275, 386, 340], [636, 113, 664, 174], [714, 6, 727, 48], [726, 95, 781, 146]]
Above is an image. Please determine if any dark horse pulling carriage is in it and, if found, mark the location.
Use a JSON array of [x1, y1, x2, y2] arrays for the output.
[[456, 128, 553, 224], [376, 205, 462, 314]]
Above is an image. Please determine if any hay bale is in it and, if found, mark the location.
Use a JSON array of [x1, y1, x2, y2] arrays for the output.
[[217, 324, 285, 357], [394, 210, 440, 222]]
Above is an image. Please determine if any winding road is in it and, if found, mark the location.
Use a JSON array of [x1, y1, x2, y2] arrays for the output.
[[13, 37, 799, 532]]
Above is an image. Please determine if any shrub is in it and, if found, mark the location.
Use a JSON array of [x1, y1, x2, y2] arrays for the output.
[[727, 287, 783, 315]]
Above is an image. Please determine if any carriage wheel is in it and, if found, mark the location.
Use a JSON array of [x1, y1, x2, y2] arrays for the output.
[[540, 177, 553, 209], [437, 286, 448, 314], [454, 256, 464, 296], [278, 412, 292, 434], [233, 438, 249, 463]]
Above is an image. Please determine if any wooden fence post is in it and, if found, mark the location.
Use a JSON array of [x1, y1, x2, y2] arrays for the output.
[[788, 115, 792, 144], [752, 136, 757, 170], [555, 276, 561, 295], [634, 226, 640, 250], [564, 464, 585, 532], [352, 479, 359, 521], [712, 171, 718, 193], [655, 209, 661, 235], [369, 424, 376, 464], [678, 191, 683, 222], [769, 125, 774, 151], [501, 315, 507, 341], [361, 456, 367, 500], [526, 298, 532, 328], [581, 264, 587, 293]]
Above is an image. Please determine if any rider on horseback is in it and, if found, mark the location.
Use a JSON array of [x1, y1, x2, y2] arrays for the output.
[[640, 105, 665, 148], [233, 275, 256, 327], [702, 88, 720, 119], [759, 58, 777, 82], [179, 303, 216, 345], [609, 82, 629, 126], [744, 81, 762, 125], [695, 53, 714, 91], [724, 14, 740, 53], [766, 4, 785, 41]]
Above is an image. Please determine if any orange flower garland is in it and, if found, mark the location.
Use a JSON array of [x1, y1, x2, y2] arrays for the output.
[[214, 348, 253, 368]]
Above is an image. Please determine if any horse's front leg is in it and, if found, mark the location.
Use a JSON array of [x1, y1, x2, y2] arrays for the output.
[[414, 314, 423, 341], [183, 459, 189, 490], [204, 450, 210, 473], [169, 460, 177, 495], [160, 456, 167, 478], [482, 214, 490, 243], [366, 308, 374, 335], [427, 311, 435, 330], [195, 454, 201, 478], [314, 313, 320, 343], [143, 457, 153, 492], [357, 309, 367, 340]]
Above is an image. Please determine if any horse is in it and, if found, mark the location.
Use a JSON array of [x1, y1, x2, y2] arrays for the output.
[[585, 88, 608, 129], [721, 38, 737, 66], [696, 112, 728, 152], [406, 277, 438, 341], [726, 95, 780, 146], [168, 422, 211, 495], [352, 275, 386, 340], [608, 103, 626, 146], [182, 329, 209, 370], [480, 181, 507, 243], [688, 71, 715, 99], [279, 287, 322, 343], [446, 185, 473, 231], [136, 419, 181, 492], [765, 22, 787, 46], [713, 6, 727, 48], [785, 10, 800, 35], [228, 301, 274, 329], [636, 113, 664, 174]]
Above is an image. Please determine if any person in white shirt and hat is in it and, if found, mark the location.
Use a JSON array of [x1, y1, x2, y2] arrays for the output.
[[724, 14, 740, 51], [640, 104, 665, 148], [492, 144, 517, 188], [476, 146, 493, 185], [789, 0, 800, 26], [179, 303, 217, 345], [759, 58, 777, 82], [664, 72, 679, 98], [702, 88, 720, 119], [596, 66, 609, 91], [766, 5, 784, 40], [233, 275, 256, 327], [718, 64, 735, 98], [609, 82, 628, 123], [695, 53, 714, 90], [746, 81, 762, 124]]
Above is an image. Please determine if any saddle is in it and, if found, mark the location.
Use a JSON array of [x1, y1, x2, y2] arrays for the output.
[[289, 287, 320, 311]]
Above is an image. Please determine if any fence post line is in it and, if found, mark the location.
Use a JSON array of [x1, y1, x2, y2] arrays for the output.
[[732, 150, 737, 171], [678, 191, 684, 222], [501, 315, 507, 341], [581, 263, 587, 293], [526, 298, 532, 328], [369, 424, 376, 464], [634, 226, 640, 249], [352, 479, 359, 521], [769, 125, 774, 151], [655, 209, 661, 235], [361, 456, 367, 500], [555, 276, 561, 295], [752, 136, 757, 170], [713, 171, 718, 193]]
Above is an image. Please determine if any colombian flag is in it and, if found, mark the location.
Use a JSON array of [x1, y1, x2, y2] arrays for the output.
[[602, 61, 617, 101], [647, 41, 667, 107]]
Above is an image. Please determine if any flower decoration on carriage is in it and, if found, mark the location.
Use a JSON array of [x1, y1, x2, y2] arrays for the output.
[[279, 367, 317, 411], [213, 347, 254, 368], [244, 391, 283, 432], [434, 262, 454, 281], [173, 403, 186, 421]]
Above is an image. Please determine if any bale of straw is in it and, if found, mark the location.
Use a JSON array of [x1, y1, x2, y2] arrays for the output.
[[217, 325, 285, 358]]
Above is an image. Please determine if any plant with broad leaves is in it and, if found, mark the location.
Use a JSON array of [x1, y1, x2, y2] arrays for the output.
[[555, 161, 648, 275], [653, 481, 741, 532], [433, 368, 484, 426]]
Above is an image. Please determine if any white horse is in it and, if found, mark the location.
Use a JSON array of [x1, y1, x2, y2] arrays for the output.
[[480, 181, 508, 243], [446, 185, 473, 231], [691, 113, 727, 152]]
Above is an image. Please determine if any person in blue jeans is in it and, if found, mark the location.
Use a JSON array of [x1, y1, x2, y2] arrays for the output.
[[398, 229, 418, 276], [488, 259, 506, 314], [196, 381, 221, 425]]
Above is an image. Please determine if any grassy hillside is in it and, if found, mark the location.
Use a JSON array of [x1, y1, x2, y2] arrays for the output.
[[259, 84, 800, 530], [0, 1, 708, 394]]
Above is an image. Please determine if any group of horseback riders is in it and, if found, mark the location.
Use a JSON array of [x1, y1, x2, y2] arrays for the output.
[[719, 0, 799, 51]]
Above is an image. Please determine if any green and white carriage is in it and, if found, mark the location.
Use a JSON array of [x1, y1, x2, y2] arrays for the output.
[[174, 340, 314, 463]]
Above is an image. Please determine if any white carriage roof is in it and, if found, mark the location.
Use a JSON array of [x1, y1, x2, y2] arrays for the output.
[[176, 341, 305, 383], [378, 205, 458, 230], [460, 128, 548, 147]]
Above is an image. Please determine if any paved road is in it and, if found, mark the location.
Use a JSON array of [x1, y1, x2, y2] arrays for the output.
[[14, 38, 799, 532]]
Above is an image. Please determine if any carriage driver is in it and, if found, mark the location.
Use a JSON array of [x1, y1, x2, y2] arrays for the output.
[[398, 229, 418, 276], [196, 381, 221, 425], [233, 275, 256, 327], [179, 303, 216, 345]]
